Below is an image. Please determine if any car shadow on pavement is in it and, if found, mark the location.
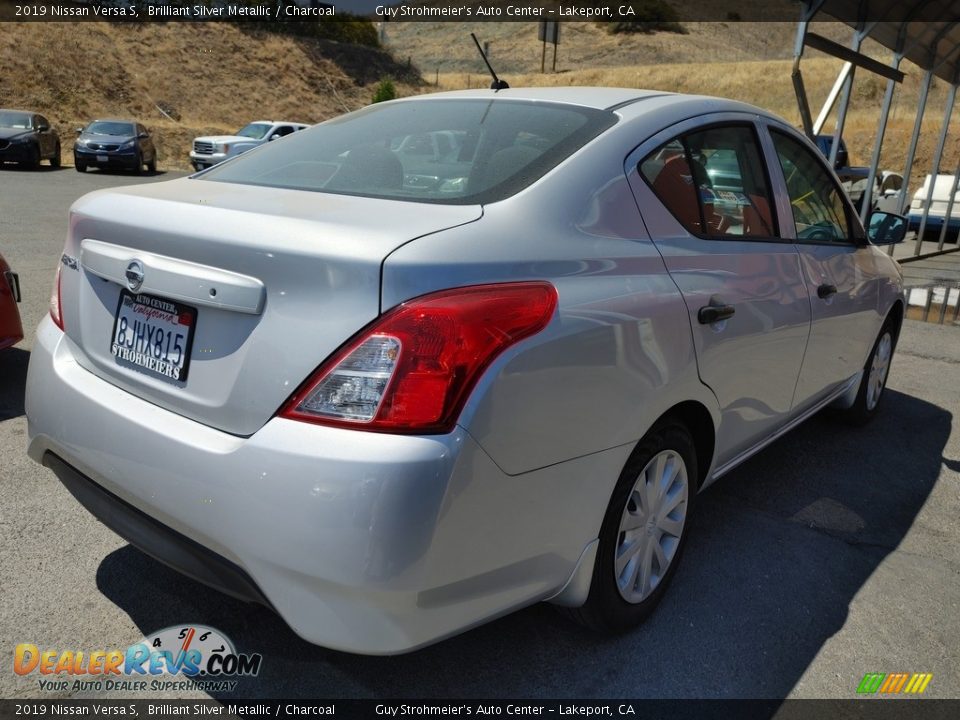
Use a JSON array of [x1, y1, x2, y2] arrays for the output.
[[96, 388, 951, 699], [0, 347, 29, 421], [75, 168, 168, 178], [0, 164, 70, 172]]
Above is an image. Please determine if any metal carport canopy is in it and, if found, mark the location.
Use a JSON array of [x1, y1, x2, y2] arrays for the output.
[[811, 0, 960, 83], [796, 0, 960, 257]]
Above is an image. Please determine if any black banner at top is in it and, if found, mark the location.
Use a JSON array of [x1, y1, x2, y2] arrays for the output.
[[0, 0, 912, 24]]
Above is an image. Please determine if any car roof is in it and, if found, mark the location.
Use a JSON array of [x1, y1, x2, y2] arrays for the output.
[[89, 118, 138, 124], [251, 120, 308, 126], [391, 87, 780, 119]]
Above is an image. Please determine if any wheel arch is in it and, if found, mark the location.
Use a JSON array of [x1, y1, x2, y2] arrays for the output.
[[651, 400, 716, 491], [886, 298, 905, 344]]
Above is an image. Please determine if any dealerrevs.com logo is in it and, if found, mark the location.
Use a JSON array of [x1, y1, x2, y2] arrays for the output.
[[14, 625, 262, 693]]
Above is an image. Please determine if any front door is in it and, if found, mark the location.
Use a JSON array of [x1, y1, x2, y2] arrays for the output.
[[765, 126, 883, 409]]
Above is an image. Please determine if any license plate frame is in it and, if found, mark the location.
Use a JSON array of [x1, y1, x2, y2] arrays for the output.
[[110, 291, 197, 382], [96, 154, 109, 163]]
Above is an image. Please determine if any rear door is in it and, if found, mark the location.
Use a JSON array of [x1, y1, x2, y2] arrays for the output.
[[764, 124, 884, 409], [627, 116, 811, 469]]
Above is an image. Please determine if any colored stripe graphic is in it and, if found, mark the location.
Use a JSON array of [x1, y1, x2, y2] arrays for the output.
[[858, 673, 933, 695], [857, 673, 886, 694]]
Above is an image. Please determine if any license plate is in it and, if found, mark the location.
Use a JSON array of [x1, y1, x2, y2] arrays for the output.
[[111, 291, 197, 382], [96, 155, 109, 163]]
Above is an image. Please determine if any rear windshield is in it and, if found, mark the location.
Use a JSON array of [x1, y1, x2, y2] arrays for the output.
[[199, 99, 617, 204]]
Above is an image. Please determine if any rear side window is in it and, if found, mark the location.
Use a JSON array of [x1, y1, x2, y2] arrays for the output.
[[200, 99, 617, 205], [640, 124, 776, 239]]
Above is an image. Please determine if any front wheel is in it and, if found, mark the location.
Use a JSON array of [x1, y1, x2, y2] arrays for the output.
[[567, 422, 697, 633], [75, 162, 87, 173], [50, 143, 61, 168], [842, 320, 896, 425]]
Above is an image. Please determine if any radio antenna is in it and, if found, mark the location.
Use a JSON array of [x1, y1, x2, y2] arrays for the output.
[[471, 33, 509, 91]]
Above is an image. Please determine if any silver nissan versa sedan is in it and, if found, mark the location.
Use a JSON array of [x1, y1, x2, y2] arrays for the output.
[[25, 88, 907, 654]]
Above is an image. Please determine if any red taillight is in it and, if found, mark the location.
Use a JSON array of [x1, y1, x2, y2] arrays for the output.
[[49, 263, 64, 330], [280, 282, 558, 434]]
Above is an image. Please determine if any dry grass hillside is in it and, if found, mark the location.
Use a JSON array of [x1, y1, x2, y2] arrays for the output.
[[388, 21, 960, 195], [5, 19, 960, 192], [1, 22, 420, 169]]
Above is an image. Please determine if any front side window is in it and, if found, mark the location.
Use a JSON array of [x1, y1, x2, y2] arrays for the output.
[[771, 130, 852, 243], [640, 125, 776, 239], [200, 100, 617, 205]]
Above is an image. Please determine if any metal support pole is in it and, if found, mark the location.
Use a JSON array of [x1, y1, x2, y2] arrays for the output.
[[828, 28, 865, 168], [893, 67, 933, 255], [936, 158, 960, 250], [915, 83, 957, 255], [860, 52, 903, 226], [792, 19, 815, 139]]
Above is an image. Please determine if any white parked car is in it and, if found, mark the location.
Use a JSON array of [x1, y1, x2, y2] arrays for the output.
[[908, 173, 960, 238], [189, 120, 309, 170]]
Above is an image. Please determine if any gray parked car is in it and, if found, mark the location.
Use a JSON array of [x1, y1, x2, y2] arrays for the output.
[[26, 88, 907, 654], [74, 119, 157, 174]]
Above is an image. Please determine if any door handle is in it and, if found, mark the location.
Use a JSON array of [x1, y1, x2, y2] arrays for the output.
[[817, 283, 838, 299], [697, 301, 736, 325]]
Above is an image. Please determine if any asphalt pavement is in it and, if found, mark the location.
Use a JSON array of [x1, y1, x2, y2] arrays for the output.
[[0, 164, 958, 700]]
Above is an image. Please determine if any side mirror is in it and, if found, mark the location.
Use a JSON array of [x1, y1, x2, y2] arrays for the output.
[[867, 211, 907, 245], [138, 132, 149, 139], [76, 128, 84, 135], [268, 134, 280, 142], [38, 124, 49, 132]]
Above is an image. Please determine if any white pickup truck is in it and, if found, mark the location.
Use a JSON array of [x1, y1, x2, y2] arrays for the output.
[[190, 120, 309, 171]]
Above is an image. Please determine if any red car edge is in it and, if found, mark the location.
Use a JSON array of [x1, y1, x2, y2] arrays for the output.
[[0, 251, 23, 351]]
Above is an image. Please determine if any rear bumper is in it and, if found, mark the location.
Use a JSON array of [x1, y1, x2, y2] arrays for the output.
[[43, 452, 274, 607], [26, 316, 607, 653]]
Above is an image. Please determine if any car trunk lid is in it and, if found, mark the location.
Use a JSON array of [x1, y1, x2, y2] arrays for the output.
[[60, 178, 481, 436]]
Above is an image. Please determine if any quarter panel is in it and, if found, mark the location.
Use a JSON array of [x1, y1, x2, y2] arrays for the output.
[[382, 137, 717, 476]]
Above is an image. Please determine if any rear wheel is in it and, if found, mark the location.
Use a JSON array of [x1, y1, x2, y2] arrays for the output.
[[843, 319, 896, 425], [567, 422, 697, 632]]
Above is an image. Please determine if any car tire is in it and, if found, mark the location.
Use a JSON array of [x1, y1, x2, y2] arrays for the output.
[[26, 144, 41, 169], [566, 421, 697, 633], [842, 317, 897, 426], [50, 143, 61, 168], [75, 162, 86, 173]]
